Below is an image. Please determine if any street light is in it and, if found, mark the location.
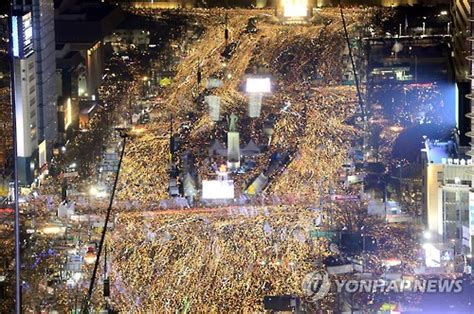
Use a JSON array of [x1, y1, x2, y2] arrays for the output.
[[423, 231, 431, 240], [84, 248, 97, 265], [83, 128, 133, 312], [42, 226, 65, 235], [89, 186, 98, 196], [89, 185, 107, 198], [42, 221, 66, 235], [72, 272, 82, 282]]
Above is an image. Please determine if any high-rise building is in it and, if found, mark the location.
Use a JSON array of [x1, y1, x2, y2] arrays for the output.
[[452, 0, 469, 82], [421, 2, 474, 271], [14, 0, 58, 168], [452, 0, 471, 146], [420, 0, 474, 274], [11, 10, 38, 184], [468, 2, 474, 155], [55, 1, 124, 97], [467, 0, 474, 272], [421, 139, 472, 271], [32, 0, 57, 161]]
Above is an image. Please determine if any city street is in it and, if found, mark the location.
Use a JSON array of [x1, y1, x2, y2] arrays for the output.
[[3, 1, 472, 313]]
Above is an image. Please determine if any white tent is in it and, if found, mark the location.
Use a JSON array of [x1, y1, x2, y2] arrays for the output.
[[209, 140, 227, 156], [327, 264, 354, 274], [206, 77, 223, 89], [183, 173, 197, 198], [242, 140, 261, 156], [248, 93, 263, 118], [246, 173, 268, 195]]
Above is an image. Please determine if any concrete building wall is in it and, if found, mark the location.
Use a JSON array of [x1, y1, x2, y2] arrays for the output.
[[13, 54, 38, 184], [426, 163, 443, 234], [13, 0, 58, 162], [14, 55, 37, 158], [85, 42, 103, 97], [424, 160, 472, 249]]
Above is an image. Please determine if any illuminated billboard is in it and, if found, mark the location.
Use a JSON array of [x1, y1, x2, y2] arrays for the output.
[[281, 0, 309, 18], [202, 180, 234, 200], [245, 77, 271, 94], [38, 140, 47, 168], [65, 98, 73, 129], [12, 12, 33, 58], [422, 243, 441, 268]]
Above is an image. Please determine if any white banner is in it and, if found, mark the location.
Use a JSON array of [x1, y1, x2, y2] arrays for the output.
[[205, 96, 221, 121]]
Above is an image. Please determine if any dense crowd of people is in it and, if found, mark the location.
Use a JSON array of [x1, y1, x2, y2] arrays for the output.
[[372, 82, 453, 128], [0, 86, 11, 176], [103, 201, 420, 311], [89, 6, 422, 312], [13, 5, 425, 312], [115, 7, 376, 205], [107, 206, 327, 312]]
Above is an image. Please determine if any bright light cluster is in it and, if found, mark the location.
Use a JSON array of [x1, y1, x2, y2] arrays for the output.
[[245, 77, 271, 93], [201, 180, 235, 199], [282, 0, 308, 18]]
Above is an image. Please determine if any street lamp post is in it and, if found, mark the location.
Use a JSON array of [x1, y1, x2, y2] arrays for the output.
[[224, 12, 229, 46], [8, 7, 22, 312], [83, 130, 128, 312], [361, 226, 366, 273]]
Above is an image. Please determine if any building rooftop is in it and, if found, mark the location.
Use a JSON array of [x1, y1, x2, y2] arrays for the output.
[[56, 51, 84, 69], [424, 140, 450, 163], [423, 139, 455, 163], [56, 3, 119, 21], [55, 3, 124, 44], [422, 137, 473, 166]]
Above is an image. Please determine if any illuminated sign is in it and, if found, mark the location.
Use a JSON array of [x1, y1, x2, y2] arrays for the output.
[[282, 0, 308, 18], [202, 180, 234, 200], [38, 140, 47, 168], [12, 16, 19, 57], [65, 98, 73, 129], [11, 12, 33, 58], [422, 243, 441, 267], [245, 77, 271, 94], [441, 158, 472, 165]]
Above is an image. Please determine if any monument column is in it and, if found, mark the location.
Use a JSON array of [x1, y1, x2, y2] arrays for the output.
[[227, 113, 240, 170]]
